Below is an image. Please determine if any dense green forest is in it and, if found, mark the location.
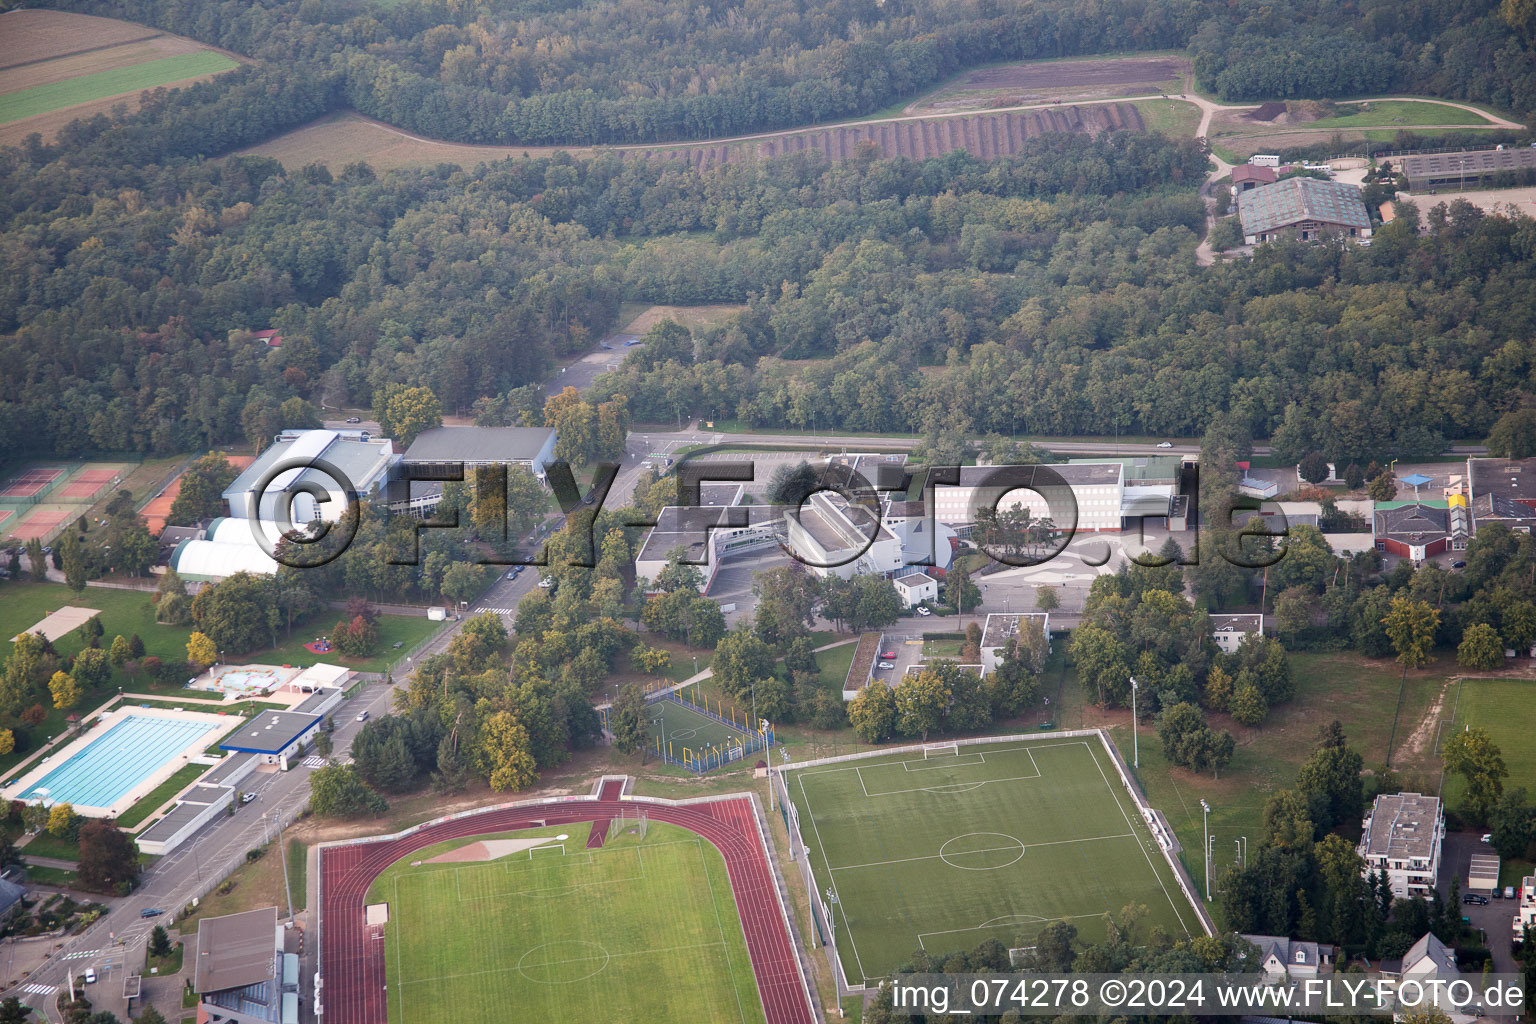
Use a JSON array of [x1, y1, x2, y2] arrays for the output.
[[20, 0, 1536, 149], [3, 105, 1536, 461]]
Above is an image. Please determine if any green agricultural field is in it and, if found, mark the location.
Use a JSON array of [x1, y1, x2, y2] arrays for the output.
[[785, 736, 1200, 986], [0, 52, 238, 125], [366, 822, 765, 1024]]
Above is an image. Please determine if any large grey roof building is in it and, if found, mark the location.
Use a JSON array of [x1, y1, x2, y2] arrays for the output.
[[402, 426, 557, 480], [1399, 146, 1536, 191], [1237, 177, 1372, 244]]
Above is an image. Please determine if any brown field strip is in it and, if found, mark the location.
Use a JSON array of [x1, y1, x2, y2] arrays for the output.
[[0, 10, 166, 68], [0, 36, 206, 94]]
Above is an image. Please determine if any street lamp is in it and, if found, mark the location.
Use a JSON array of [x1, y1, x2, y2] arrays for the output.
[[1200, 799, 1212, 901], [1130, 676, 1140, 769]]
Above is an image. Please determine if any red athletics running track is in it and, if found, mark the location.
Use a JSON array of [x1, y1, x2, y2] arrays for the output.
[[319, 796, 814, 1024]]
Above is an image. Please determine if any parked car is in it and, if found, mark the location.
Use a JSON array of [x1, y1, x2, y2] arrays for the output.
[[538, 576, 555, 589], [625, 339, 644, 346], [915, 606, 932, 617], [1452, 560, 1467, 569], [140, 908, 164, 918], [1493, 887, 1504, 898], [240, 793, 257, 804], [356, 710, 369, 722], [877, 661, 895, 670], [881, 651, 897, 660], [83, 968, 96, 984], [506, 571, 518, 580], [345, 416, 361, 424], [1156, 441, 1174, 448], [1482, 833, 1493, 844], [510, 565, 524, 577], [1464, 894, 1489, 905], [1507, 886, 1517, 899]]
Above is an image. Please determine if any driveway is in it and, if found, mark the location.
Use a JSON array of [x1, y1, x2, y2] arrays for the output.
[[1440, 830, 1519, 973]]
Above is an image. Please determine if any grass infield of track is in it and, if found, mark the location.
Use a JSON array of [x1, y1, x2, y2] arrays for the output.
[[785, 737, 1202, 985], [365, 821, 766, 1024]]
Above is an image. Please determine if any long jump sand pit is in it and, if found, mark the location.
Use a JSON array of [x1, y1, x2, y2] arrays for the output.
[[422, 834, 572, 864], [13, 605, 100, 644]]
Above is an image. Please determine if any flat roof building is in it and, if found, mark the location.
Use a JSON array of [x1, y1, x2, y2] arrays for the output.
[[1466, 457, 1536, 534], [1359, 792, 1444, 899], [220, 711, 323, 771], [195, 906, 292, 1024], [1237, 177, 1372, 245], [402, 426, 557, 481], [979, 612, 1051, 674], [1399, 146, 1536, 191]]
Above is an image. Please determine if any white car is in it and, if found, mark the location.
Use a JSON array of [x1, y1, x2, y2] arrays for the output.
[[1482, 833, 1493, 844], [915, 606, 932, 617], [1156, 441, 1174, 448], [538, 576, 555, 589], [877, 661, 895, 670], [356, 710, 369, 722], [83, 968, 96, 984]]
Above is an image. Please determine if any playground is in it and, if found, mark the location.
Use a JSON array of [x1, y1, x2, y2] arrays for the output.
[[187, 663, 299, 697]]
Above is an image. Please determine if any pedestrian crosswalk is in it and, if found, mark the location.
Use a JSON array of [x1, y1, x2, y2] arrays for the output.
[[20, 983, 54, 995], [300, 756, 328, 768], [62, 949, 98, 960], [484, 607, 516, 615]]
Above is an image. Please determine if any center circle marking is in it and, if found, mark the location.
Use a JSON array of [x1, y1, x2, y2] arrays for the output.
[[938, 832, 1026, 870]]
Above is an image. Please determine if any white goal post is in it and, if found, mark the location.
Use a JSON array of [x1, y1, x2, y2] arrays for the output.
[[923, 742, 960, 759]]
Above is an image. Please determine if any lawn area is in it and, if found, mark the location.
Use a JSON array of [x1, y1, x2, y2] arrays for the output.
[[0, 581, 439, 774], [21, 831, 80, 861], [119, 762, 210, 829], [785, 736, 1200, 984], [146, 940, 184, 977], [1113, 650, 1453, 928], [368, 821, 765, 1024], [1439, 676, 1536, 815], [1133, 98, 1203, 137], [287, 839, 307, 912], [26, 865, 76, 888], [0, 52, 238, 125], [814, 642, 856, 692], [1316, 99, 1491, 129]]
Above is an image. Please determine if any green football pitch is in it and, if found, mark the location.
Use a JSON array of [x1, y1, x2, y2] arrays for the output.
[[785, 736, 1202, 985], [648, 697, 756, 767], [366, 821, 766, 1024]]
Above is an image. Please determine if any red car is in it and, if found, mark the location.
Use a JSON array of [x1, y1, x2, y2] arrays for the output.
[[881, 651, 897, 659]]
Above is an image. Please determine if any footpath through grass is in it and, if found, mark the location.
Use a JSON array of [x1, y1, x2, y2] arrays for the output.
[[368, 821, 765, 1024], [0, 52, 238, 124]]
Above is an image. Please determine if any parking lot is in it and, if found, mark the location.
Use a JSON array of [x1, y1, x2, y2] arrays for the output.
[[1440, 830, 1520, 973]]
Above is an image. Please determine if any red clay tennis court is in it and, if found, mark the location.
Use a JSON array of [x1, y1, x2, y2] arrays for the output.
[[0, 468, 63, 499], [0, 510, 12, 530], [8, 506, 71, 541], [58, 464, 127, 501]]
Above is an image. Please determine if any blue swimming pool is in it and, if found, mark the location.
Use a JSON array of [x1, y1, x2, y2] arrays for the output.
[[20, 715, 216, 808]]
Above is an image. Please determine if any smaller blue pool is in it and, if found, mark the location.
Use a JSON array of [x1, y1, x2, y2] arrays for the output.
[[21, 715, 215, 809]]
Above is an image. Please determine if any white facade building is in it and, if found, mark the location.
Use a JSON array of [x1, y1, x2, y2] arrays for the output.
[[1211, 613, 1264, 654], [783, 492, 904, 580], [892, 572, 938, 609], [1359, 792, 1444, 899]]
